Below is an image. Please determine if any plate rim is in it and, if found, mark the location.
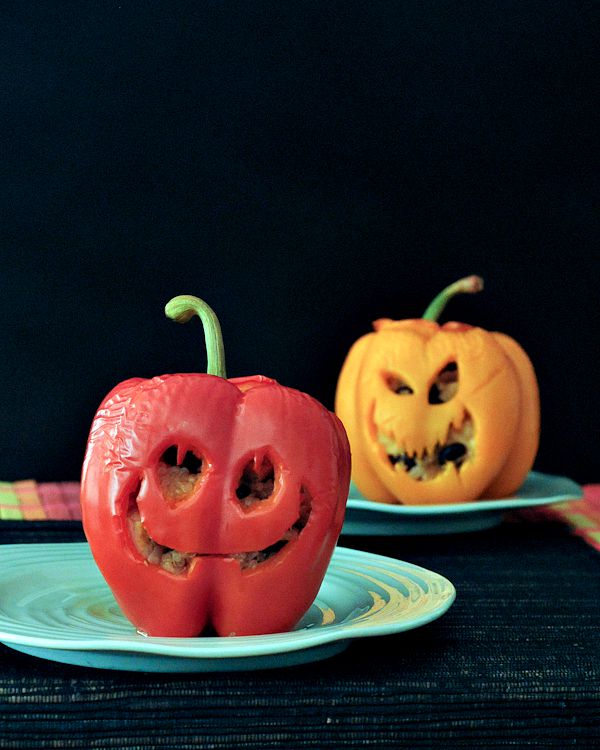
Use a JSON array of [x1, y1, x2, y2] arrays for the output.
[[0, 543, 456, 660], [346, 470, 583, 516]]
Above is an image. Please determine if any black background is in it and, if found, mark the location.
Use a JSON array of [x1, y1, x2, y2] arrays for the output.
[[1, 1, 597, 483]]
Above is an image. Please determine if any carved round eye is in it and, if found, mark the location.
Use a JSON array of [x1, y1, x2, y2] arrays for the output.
[[236, 455, 275, 506], [428, 362, 459, 404], [383, 373, 414, 395], [158, 445, 203, 500]]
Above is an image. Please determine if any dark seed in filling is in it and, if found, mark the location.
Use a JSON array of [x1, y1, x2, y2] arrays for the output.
[[379, 415, 474, 481], [403, 455, 417, 471], [438, 443, 467, 466]]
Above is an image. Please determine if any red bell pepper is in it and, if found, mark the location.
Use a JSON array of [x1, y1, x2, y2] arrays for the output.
[[81, 295, 350, 637]]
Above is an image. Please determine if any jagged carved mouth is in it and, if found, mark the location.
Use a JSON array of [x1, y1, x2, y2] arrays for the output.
[[378, 416, 474, 481], [127, 452, 312, 574]]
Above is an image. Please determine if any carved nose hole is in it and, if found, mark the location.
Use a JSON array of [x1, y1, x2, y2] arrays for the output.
[[428, 362, 459, 404], [236, 456, 275, 507], [158, 445, 203, 500]]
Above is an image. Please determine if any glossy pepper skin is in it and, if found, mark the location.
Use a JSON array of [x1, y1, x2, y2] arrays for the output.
[[81, 297, 350, 637], [335, 276, 539, 505]]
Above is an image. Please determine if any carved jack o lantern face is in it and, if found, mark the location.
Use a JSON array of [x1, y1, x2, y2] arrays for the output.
[[82, 374, 349, 637], [358, 319, 522, 503], [128, 446, 311, 575], [336, 316, 539, 506], [81, 297, 350, 638]]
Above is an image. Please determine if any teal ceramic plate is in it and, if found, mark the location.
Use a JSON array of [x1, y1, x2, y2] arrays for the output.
[[0, 543, 455, 672], [342, 471, 583, 536]]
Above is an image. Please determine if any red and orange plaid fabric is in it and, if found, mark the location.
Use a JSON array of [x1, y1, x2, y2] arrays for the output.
[[1, 480, 599, 551], [517, 484, 600, 552], [0, 480, 81, 521]]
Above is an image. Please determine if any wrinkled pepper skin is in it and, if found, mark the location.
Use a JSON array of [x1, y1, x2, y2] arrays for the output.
[[81, 373, 350, 637]]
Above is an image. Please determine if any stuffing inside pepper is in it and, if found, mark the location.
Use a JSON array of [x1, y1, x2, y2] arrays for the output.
[[127, 485, 313, 573], [378, 417, 474, 481]]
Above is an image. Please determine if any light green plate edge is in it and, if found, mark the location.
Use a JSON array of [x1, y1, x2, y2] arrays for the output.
[[0, 543, 456, 672], [342, 470, 583, 535]]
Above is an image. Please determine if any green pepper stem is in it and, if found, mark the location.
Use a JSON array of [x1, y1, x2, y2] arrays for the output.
[[165, 295, 227, 378], [422, 275, 484, 321]]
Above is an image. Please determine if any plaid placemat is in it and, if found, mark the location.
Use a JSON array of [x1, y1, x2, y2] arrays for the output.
[[1, 480, 597, 549], [0, 481, 82, 521], [516, 483, 600, 551]]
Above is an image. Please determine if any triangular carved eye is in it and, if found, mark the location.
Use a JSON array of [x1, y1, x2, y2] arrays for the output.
[[383, 373, 414, 395], [428, 362, 459, 404], [158, 445, 203, 500]]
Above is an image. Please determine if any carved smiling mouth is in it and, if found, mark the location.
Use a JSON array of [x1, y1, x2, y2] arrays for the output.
[[378, 416, 474, 481], [127, 457, 312, 574]]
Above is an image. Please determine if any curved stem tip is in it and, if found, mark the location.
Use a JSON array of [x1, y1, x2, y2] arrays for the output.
[[422, 275, 484, 322], [165, 295, 227, 378]]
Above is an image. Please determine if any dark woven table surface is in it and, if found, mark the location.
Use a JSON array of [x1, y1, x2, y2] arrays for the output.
[[0, 519, 598, 749]]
